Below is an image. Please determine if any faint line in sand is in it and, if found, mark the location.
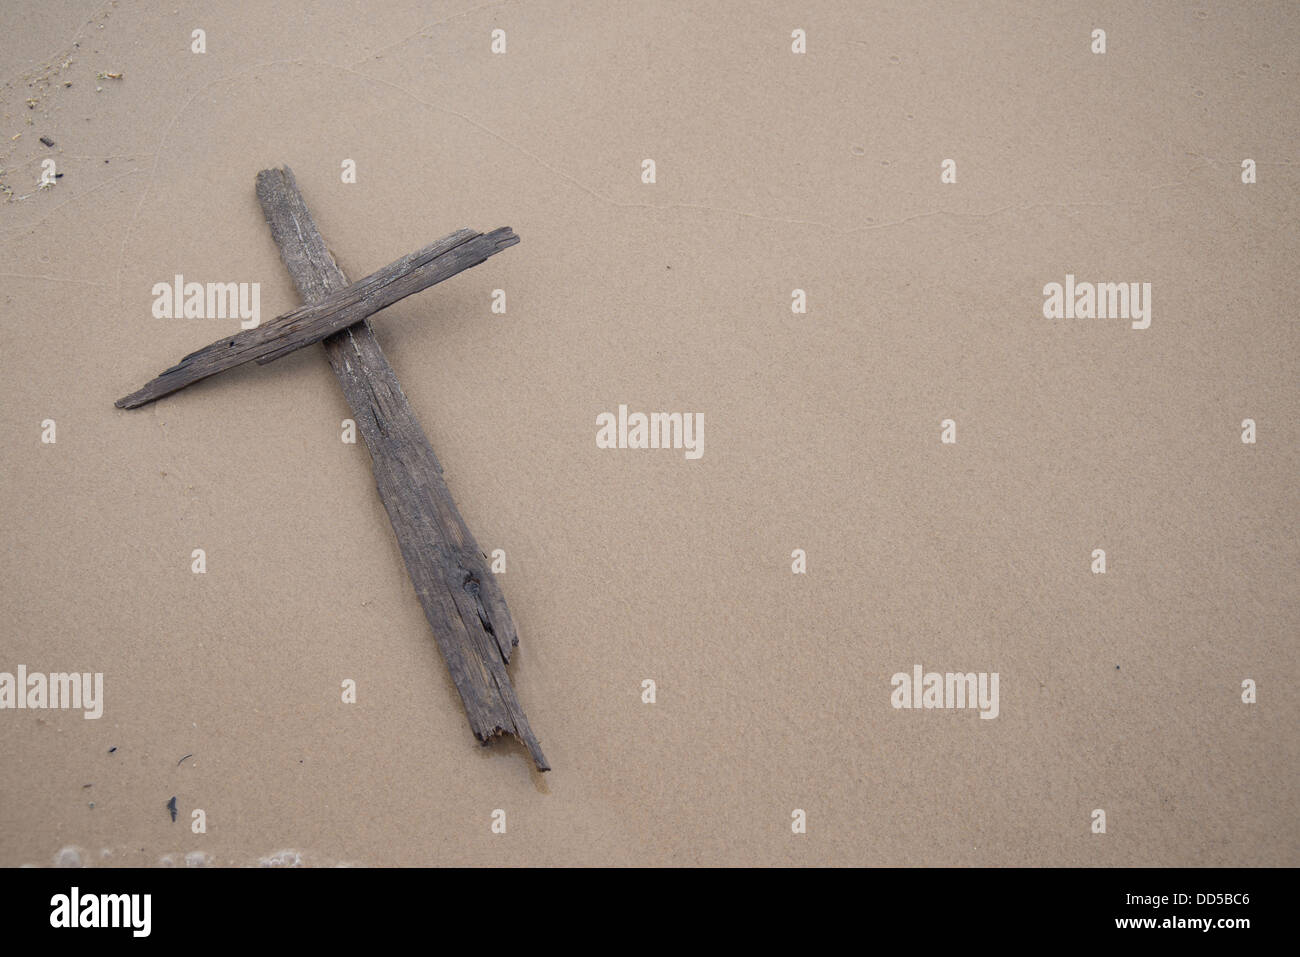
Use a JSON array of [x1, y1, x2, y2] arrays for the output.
[[337, 64, 1228, 235], [0, 167, 142, 239], [347, 0, 521, 68], [0, 0, 116, 92], [109, 55, 1256, 312], [1, 153, 154, 170], [0, 271, 109, 286]]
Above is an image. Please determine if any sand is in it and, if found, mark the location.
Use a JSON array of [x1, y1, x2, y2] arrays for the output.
[[0, 0, 1296, 867]]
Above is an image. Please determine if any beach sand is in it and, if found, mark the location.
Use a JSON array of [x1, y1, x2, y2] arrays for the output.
[[1, 0, 1296, 866]]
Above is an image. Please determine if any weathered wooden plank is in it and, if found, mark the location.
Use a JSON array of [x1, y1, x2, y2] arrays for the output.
[[254, 166, 548, 771], [115, 225, 519, 409]]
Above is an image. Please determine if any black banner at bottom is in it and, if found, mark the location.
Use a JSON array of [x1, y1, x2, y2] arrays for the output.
[[0, 866, 1282, 943]]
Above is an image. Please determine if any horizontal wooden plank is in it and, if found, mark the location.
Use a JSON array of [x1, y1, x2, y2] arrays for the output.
[[115, 225, 518, 409]]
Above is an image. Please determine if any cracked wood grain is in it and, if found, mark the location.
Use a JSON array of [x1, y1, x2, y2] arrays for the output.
[[115, 224, 518, 409], [251, 166, 547, 771]]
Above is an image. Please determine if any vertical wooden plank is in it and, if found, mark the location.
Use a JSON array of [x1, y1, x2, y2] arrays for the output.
[[255, 166, 547, 771]]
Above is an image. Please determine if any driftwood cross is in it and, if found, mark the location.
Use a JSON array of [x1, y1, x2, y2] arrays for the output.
[[116, 167, 547, 771]]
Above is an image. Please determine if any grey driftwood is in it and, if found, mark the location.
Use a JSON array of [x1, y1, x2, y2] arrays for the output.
[[116, 224, 518, 409], [254, 167, 547, 771], [116, 166, 547, 770]]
